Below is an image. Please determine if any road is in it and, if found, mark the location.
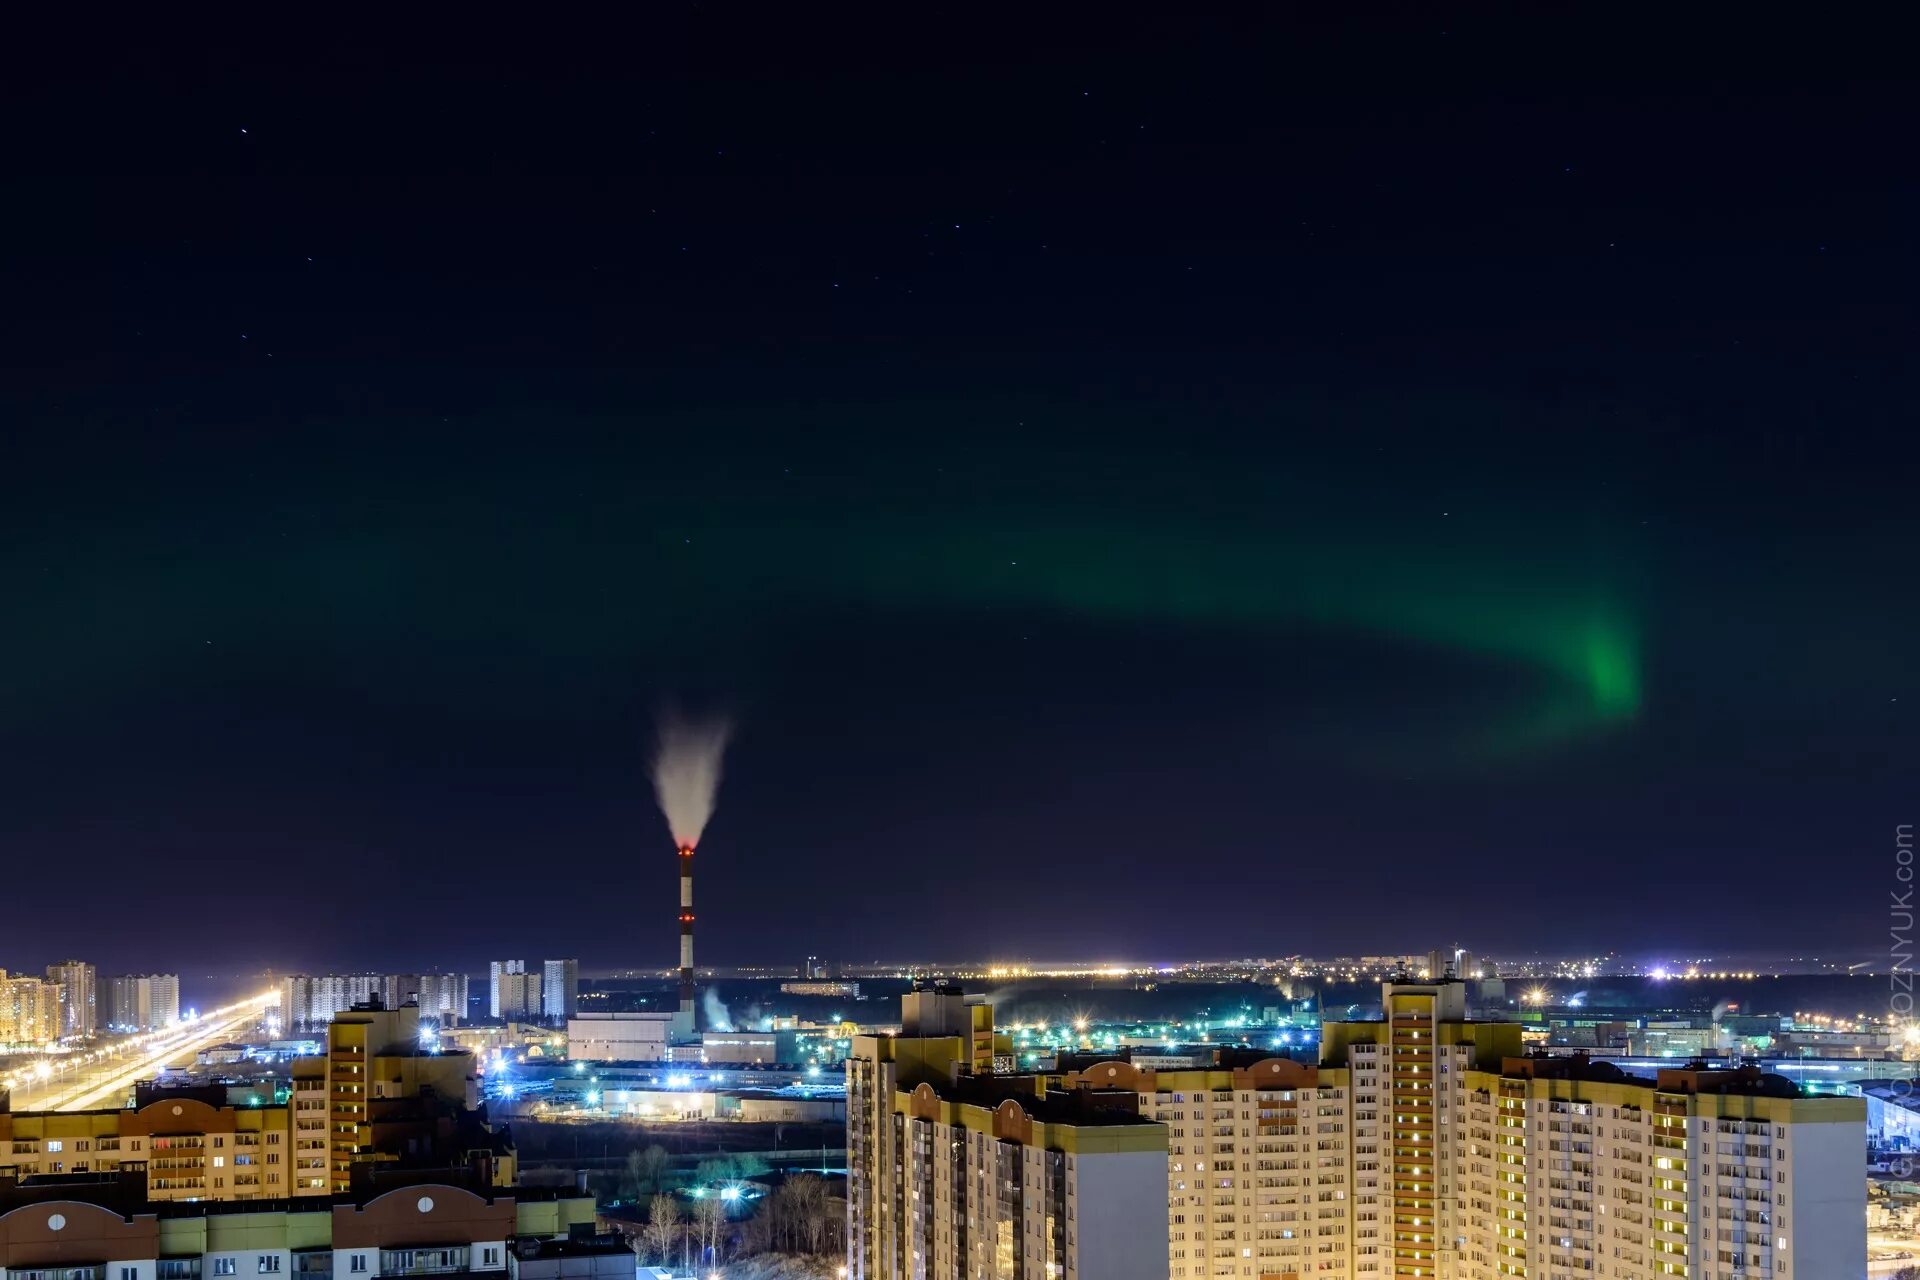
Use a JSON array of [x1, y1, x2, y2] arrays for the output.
[[1, 992, 279, 1112]]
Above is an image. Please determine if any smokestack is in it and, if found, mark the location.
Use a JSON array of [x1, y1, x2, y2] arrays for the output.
[[679, 842, 696, 1027], [650, 710, 732, 1037]]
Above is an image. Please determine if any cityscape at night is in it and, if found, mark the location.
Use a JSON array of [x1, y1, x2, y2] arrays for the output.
[[3, 9, 1910, 1280]]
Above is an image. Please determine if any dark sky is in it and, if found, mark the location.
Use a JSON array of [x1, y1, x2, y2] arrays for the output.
[[2, 11, 1911, 972]]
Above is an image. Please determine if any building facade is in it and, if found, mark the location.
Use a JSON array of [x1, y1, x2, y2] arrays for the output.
[[105, 975, 179, 1033], [0, 974, 64, 1048], [847, 981, 1170, 1280], [860, 982, 1873, 1280], [386, 974, 468, 1026], [0, 1180, 603, 1280], [564, 1012, 674, 1062], [319, 1003, 494, 1195], [488, 963, 541, 1021], [0, 1096, 299, 1200], [1064, 1053, 1358, 1278], [44, 962, 97, 1039], [281, 976, 384, 1030], [540, 961, 577, 1020], [281, 976, 469, 1031]]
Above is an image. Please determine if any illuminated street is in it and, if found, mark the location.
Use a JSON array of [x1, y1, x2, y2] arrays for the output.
[[1, 993, 276, 1112]]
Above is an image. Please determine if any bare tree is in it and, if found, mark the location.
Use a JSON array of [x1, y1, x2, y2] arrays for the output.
[[643, 1194, 680, 1264], [691, 1194, 727, 1267], [622, 1144, 671, 1201]]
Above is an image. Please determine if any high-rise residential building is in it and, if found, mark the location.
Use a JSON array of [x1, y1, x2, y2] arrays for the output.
[[281, 973, 384, 1028], [321, 999, 500, 1193], [490, 960, 521, 1018], [280, 973, 469, 1029], [489, 960, 541, 1020], [541, 958, 578, 1019], [389, 971, 470, 1024], [0, 971, 64, 1047], [847, 980, 1170, 1280], [1044, 977, 1866, 1280], [44, 959, 97, 1037], [106, 973, 180, 1032]]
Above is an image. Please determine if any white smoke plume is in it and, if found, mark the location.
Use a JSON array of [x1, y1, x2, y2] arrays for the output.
[[651, 711, 733, 848], [703, 988, 735, 1032]]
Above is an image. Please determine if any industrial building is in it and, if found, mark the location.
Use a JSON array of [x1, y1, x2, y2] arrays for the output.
[[563, 1011, 677, 1061]]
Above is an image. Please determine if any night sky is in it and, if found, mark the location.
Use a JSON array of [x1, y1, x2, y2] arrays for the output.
[[3, 12, 1910, 972]]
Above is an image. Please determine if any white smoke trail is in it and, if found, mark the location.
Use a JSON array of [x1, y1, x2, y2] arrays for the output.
[[651, 711, 733, 847], [702, 988, 735, 1033]]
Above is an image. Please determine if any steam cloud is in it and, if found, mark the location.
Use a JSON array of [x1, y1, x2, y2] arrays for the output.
[[703, 988, 735, 1033], [651, 711, 733, 848]]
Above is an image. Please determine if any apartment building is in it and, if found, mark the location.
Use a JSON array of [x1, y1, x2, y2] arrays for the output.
[[319, 1002, 501, 1195], [0, 973, 64, 1048], [1456, 1055, 1861, 1279], [847, 981, 1170, 1280], [0, 1177, 607, 1280], [1061, 1053, 1358, 1279], [106, 975, 179, 1033], [281, 976, 384, 1029], [388, 974, 468, 1026], [282, 976, 469, 1031], [488, 963, 541, 1022], [1045, 978, 1865, 1280], [0, 1095, 298, 1200], [1320, 979, 1527, 1278], [45, 961, 97, 1038], [540, 960, 578, 1020]]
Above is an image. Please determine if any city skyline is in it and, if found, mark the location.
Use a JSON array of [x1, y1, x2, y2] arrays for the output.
[[4, 12, 1909, 968]]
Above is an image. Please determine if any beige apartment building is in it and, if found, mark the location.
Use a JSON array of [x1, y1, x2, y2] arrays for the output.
[[862, 978, 1866, 1280], [848, 981, 1170, 1280], [0, 973, 64, 1048], [1, 1096, 299, 1200]]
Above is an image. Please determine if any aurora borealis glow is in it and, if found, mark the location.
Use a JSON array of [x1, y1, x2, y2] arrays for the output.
[[1, 10, 1909, 967]]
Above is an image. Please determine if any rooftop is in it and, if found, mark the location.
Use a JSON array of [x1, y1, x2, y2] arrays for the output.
[[0, 1171, 586, 1220]]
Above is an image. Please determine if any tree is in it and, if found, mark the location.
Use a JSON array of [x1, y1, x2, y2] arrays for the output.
[[643, 1194, 680, 1264], [737, 1174, 837, 1259], [695, 1153, 740, 1188], [622, 1144, 671, 1201], [691, 1193, 727, 1266], [786, 1174, 829, 1253]]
